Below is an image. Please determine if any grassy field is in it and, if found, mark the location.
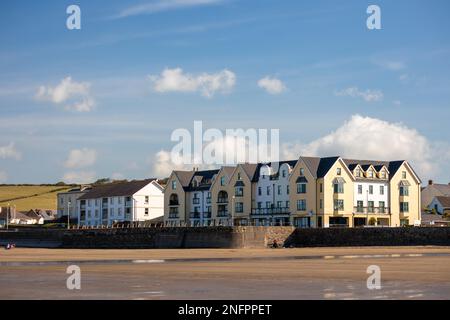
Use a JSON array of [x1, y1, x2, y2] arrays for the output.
[[0, 185, 73, 211]]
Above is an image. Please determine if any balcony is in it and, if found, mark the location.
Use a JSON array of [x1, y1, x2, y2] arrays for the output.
[[354, 206, 389, 214], [217, 197, 228, 204], [217, 211, 229, 217], [251, 207, 290, 216], [193, 198, 200, 205], [169, 200, 179, 206], [168, 213, 179, 219], [190, 212, 200, 219]]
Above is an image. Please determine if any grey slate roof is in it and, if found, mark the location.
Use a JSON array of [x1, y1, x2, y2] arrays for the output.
[[436, 196, 450, 208], [78, 179, 157, 199]]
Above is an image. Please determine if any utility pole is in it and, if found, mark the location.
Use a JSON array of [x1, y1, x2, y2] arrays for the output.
[[6, 202, 10, 230], [67, 200, 71, 230]]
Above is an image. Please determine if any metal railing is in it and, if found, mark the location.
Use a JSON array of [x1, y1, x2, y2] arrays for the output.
[[354, 206, 389, 214], [251, 207, 290, 215]]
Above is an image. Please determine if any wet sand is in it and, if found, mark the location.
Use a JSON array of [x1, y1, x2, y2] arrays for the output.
[[1, 247, 449, 299]]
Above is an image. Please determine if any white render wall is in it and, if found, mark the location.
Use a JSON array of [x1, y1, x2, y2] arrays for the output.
[[255, 163, 291, 208], [353, 181, 389, 209], [78, 182, 164, 226]]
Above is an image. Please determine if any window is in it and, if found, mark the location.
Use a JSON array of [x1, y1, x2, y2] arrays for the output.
[[220, 176, 226, 186], [379, 201, 385, 213], [60, 198, 64, 205], [299, 168, 305, 176], [380, 171, 386, 179], [297, 199, 306, 211], [320, 183, 323, 193], [266, 201, 272, 208], [400, 186, 409, 196], [235, 187, 244, 197], [368, 170, 374, 178], [235, 202, 243, 213], [95, 209, 99, 218], [334, 199, 344, 211], [297, 183, 306, 194], [369, 185, 373, 195], [277, 185, 281, 195], [266, 186, 270, 196], [257, 202, 262, 209], [402, 171, 407, 179], [400, 202, 409, 213], [258, 187, 262, 196], [118, 197, 122, 204], [357, 201, 364, 212], [319, 199, 323, 209], [193, 194, 200, 204], [110, 197, 113, 204], [172, 180, 177, 190], [145, 196, 149, 204], [286, 201, 290, 208], [282, 170, 286, 178], [277, 201, 282, 208], [358, 185, 362, 194], [368, 201, 374, 213], [144, 208, 149, 216], [118, 208, 122, 216], [334, 183, 344, 194], [355, 168, 361, 177], [380, 186, 384, 195], [337, 168, 341, 175], [237, 172, 241, 180], [286, 185, 290, 194]]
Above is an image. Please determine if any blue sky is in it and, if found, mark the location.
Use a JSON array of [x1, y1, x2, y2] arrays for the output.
[[0, 0, 450, 184]]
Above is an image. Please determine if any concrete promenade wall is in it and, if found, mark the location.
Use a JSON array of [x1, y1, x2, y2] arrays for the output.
[[0, 226, 449, 249], [284, 227, 450, 247]]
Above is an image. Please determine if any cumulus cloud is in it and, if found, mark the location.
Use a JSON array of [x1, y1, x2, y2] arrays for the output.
[[282, 114, 449, 179], [115, 0, 224, 18], [0, 142, 21, 160], [149, 68, 236, 98], [36, 76, 95, 112], [0, 171, 7, 183], [152, 135, 278, 177], [64, 148, 97, 169], [63, 171, 96, 184], [335, 87, 383, 102], [257, 76, 286, 94]]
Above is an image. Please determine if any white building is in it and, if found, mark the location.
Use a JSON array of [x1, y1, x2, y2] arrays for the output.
[[57, 185, 92, 219], [253, 161, 296, 226], [77, 179, 164, 226], [186, 170, 219, 226]]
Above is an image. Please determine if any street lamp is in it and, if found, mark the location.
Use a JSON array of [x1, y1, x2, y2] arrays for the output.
[[67, 200, 71, 230], [6, 202, 10, 230], [231, 196, 235, 226]]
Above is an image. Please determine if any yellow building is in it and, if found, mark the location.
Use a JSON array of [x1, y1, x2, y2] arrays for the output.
[[163, 156, 422, 228]]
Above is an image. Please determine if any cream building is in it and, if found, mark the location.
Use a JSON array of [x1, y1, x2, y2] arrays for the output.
[[57, 185, 92, 219], [163, 156, 422, 228]]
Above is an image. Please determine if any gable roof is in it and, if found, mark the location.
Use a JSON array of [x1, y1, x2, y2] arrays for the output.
[[435, 196, 450, 208], [78, 179, 158, 199]]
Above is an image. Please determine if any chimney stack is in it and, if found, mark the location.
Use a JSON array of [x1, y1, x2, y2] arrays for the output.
[[428, 180, 433, 186]]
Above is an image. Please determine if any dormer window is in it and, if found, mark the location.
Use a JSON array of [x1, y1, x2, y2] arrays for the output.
[[368, 170, 374, 178], [220, 176, 226, 186], [355, 168, 360, 177], [299, 168, 305, 176], [402, 171, 407, 179], [171, 180, 177, 190]]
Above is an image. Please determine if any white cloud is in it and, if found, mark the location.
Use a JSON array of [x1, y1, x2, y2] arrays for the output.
[[63, 171, 96, 184], [335, 87, 383, 102], [115, 0, 224, 18], [64, 148, 97, 169], [152, 135, 276, 177], [36, 76, 95, 112], [0, 142, 21, 160], [149, 67, 236, 98], [0, 171, 7, 183], [257, 76, 286, 94], [281, 114, 449, 179]]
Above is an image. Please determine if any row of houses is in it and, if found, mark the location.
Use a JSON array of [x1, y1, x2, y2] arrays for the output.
[[57, 179, 165, 226], [163, 156, 422, 228], [0, 207, 57, 226], [56, 155, 450, 228]]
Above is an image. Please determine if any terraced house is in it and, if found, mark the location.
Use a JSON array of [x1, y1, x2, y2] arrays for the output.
[[164, 168, 222, 225], [163, 156, 421, 227]]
